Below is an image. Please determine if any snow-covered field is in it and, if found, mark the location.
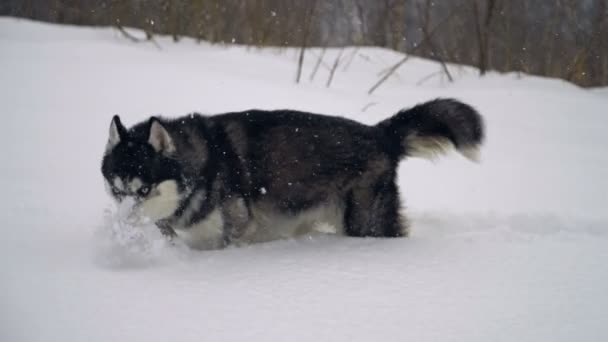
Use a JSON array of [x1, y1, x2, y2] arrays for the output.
[[1, 18, 607, 341]]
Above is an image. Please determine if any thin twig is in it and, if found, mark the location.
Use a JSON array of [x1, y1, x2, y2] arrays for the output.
[[309, 47, 327, 81], [367, 55, 410, 94], [116, 25, 162, 51], [148, 36, 162, 50], [416, 71, 442, 86], [295, 0, 318, 83], [421, 35, 453, 82], [361, 102, 378, 112], [326, 49, 345, 88], [418, 0, 453, 82], [341, 47, 360, 72], [116, 25, 142, 42], [377, 64, 396, 77], [308, 50, 332, 70]]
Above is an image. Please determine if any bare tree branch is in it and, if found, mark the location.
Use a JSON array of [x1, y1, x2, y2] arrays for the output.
[[116, 25, 142, 42], [368, 10, 458, 94], [367, 55, 410, 94], [341, 47, 360, 72], [309, 47, 327, 81], [418, 0, 453, 82], [296, 0, 318, 83], [115, 25, 162, 50], [361, 102, 378, 112], [416, 70, 443, 86], [326, 48, 345, 88]]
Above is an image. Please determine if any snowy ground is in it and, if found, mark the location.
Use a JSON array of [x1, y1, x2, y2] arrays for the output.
[[1, 18, 607, 341]]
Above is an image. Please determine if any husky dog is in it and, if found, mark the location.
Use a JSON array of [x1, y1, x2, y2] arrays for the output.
[[101, 99, 484, 249]]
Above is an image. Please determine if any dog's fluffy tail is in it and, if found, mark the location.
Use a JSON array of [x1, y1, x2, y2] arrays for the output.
[[377, 98, 485, 162]]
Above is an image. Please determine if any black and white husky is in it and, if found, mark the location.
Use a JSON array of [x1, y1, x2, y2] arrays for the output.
[[101, 99, 484, 249]]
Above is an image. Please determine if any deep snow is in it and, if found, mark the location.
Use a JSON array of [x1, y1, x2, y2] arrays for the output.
[[1, 18, 607, 341]]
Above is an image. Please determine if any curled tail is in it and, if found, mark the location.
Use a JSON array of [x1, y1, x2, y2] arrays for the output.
[[378, 98, 485, 162]]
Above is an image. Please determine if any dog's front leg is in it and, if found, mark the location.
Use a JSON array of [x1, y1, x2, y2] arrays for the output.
[[221, 196, 251, 246], [155, 219, 177, 238]]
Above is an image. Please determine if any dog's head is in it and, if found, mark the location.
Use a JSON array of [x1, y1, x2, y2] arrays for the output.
[[101, 115, 183, 221]]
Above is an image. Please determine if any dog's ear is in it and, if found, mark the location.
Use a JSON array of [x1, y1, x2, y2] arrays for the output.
[[106, 115, 127, 153], [148, 117, 176, 154]]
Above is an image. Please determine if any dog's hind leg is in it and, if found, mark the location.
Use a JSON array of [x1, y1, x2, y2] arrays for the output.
[[344, 172, 408, 238]]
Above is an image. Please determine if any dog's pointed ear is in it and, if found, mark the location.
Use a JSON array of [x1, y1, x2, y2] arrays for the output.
[[106, 115, 126, 153], [148, 117, 176, 154]]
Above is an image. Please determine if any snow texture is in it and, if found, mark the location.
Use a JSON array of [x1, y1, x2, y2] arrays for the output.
[[1, 18, 607, 342]]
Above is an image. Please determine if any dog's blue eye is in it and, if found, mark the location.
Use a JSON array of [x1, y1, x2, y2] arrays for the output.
[[111, 187, 125, 197], [138, 186, 150, 197]]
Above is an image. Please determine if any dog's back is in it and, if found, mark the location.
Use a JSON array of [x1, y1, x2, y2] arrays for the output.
[[211, 110, 389, 211]]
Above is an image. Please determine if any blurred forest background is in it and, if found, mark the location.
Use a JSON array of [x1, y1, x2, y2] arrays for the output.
[[2, 0, 607, 87]]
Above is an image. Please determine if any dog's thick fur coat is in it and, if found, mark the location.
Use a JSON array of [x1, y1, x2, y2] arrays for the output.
[[102, 99, 484, 249]]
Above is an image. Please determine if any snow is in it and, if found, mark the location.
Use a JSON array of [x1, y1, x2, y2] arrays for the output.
[[1, 18, 607, 341]]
